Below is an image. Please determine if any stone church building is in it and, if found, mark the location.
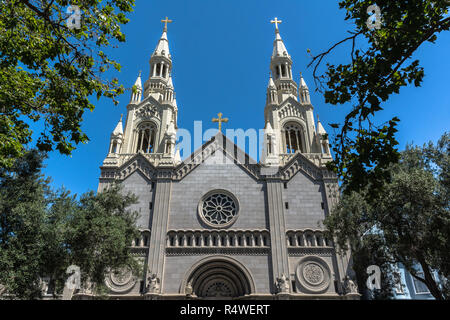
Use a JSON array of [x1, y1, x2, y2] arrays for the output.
[[92, 18, 359, 300]]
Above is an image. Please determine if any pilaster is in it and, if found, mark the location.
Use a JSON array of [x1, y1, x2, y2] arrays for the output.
[[265, 179, 290, 293], [146, 170, 172, 293]]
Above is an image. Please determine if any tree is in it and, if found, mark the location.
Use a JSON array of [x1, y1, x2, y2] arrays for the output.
[[324, 133, 450, 300], [0, 0, 135, 169], [308, 0, 450, 195], [0, 150, 141, 299]]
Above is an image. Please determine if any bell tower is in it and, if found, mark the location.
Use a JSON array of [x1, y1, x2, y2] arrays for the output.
[[262, 18, 332, 166], [102, 17, 179, 167]]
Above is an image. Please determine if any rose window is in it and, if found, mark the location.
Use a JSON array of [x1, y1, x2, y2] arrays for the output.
[[199, 191, 239, 227]]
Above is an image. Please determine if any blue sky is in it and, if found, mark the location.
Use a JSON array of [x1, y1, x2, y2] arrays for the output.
[[38, 0, 450, 196]]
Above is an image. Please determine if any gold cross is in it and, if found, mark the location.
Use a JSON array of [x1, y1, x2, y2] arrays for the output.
[[212, 113, 229, 132], [271, 17, 282, 30], [161, 16, 173, 31]]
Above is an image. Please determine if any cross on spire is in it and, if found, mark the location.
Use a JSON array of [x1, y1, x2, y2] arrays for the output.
[[271, 17, 282, 31], [212, 113, 229, 132], [161, 16, 173, 31]]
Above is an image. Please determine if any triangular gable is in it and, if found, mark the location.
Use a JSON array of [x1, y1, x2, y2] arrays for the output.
[[279, 152, 323, 182], [115, 153, 157, 182], [173, 132, 261, 181]]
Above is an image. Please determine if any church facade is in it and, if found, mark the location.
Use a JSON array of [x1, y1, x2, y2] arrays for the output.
[[92, 18, 359, 300]]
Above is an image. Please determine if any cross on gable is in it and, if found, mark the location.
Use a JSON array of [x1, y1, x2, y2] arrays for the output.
[[212, 113, 229, 132]]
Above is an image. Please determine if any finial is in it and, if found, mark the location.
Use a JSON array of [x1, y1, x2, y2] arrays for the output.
[[161, 16, 173, 31], [271, 17, 282, 32], [120, 114, 123, 121], [138, 70, 142, 78]]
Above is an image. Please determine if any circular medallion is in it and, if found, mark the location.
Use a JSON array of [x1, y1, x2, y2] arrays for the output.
[[303, 263, 324, 285], [111, 267, 133, 286], [105, 266, 136, 293], [295, 257, 331, 294]]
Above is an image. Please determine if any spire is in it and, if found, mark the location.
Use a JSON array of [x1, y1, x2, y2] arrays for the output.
[[112, 115, 124, 137], [299, 72, 309, 90], [152, 17, 173, 59], [299, 72, 311, 104], [317, 116, 327, 135], [130, 71, 142, 103], [153, 29, 171, 59], [266, 73, 278, 105], [271, 18, 290, 59], [146, 18, 174, 98], [268, 73, 276, 89]]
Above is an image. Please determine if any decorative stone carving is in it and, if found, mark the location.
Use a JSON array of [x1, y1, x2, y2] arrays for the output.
[[135, 104, 161, 120], [204, 281, 233, 298], [276, 274, 290, 293], [278, 103, 304, 121], [295, 257, 331, 294], [105, 266, 136, 293], [147, 273, 161, 294], [185, 281, 194, 296], [343, 276, 359, 294], [303, 263, 324, 285]]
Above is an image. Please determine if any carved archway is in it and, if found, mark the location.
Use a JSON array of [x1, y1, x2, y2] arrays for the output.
[[180, 256, 255, 299]]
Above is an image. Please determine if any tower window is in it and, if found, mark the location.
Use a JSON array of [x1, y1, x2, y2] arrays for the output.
[[135, 123, 157, 153], [275, 66, 280, 79], [285, 202, 289, 210], [111, 141, 118, 154], [281, 64, 287, 77], [284, 122, 304, 154]]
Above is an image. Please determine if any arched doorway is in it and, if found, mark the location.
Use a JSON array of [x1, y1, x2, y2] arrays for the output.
[[181, 257, 255, 299]]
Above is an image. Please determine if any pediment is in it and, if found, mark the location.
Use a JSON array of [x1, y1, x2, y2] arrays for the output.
[[173, 133, 261, 181], [116, 153, 157, 181], [279, 152, 323, 181], [277, 98, 308, 122]]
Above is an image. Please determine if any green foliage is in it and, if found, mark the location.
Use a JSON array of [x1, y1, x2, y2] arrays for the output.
[[0, 0, 135, 169], [309, 0, 450, 194], [324, 133, 450, 300], [0, 150, 141, 299]]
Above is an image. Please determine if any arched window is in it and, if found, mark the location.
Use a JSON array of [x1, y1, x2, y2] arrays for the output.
[[281, 64, 287, 78], [111, 141, 118, 154], [135, 123, 157, 153], [156, 63, 161, 76], [284, 122, 305, 154]]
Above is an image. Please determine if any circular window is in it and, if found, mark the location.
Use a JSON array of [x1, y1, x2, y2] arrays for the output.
[[198, 191, 239, 228]]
